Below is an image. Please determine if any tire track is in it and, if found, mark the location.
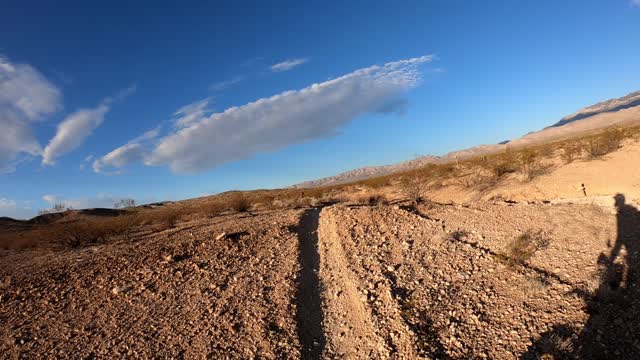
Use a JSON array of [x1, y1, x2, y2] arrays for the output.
[[316, 207, 387, 358], [295, 208, 326, 359]]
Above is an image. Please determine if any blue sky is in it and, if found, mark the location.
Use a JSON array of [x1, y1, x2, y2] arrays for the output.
[[1, 0, 640, 218]]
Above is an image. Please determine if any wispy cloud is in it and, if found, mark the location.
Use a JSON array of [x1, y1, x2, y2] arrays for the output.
[[92, 127, 160, 174], [240, 56, 263, 68], [270, 58, 309, 72], [209, 75, 245, 91], [173, 98, 212, 128], [0, 56, 61, 172], [0, 196, 34, 219], [42, 85, 135, 166], [632, 0, 640, 7], [42, 104, 110, 165], [95, 55, 433, 174]]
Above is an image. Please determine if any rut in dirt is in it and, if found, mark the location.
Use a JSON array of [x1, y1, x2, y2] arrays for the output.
[[295, 208, 326, 359]]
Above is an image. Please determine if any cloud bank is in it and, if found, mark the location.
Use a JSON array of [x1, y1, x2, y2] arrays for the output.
[[94, 56, 433, 174], [270, 58, 309, 72], [0, 56, 61, 172]]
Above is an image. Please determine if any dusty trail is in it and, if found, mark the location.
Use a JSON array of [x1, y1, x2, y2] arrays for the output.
[[316, 207, 390, 358], [295, 208, 326, 359]]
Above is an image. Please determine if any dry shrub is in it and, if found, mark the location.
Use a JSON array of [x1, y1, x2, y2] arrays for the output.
[[491, 162, 517, 178], [560, 141, 582, 163], [536, 326, 576, 359], [432, 163, 457, 179], [538, 144, 555, 158], [519, 148, 543, 180], [1, 212, 142, 249], [449, 230, 470, 242], [227, 194, 251, 212], [271, 199, 287, 209], [198, 202, 225, 217], [401, 179, 426, 204], [507, 229, 551, 264], [356, 192, 388, 206], [456, 175, 477, 188], [291, 197, 318, 208], [359, 175, 391, 189], [487, 150, 517, 178], [587, 128, 624, 158]]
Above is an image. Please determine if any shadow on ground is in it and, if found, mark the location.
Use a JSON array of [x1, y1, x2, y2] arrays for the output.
[[524, 193, 640, 359], [295, 208, 326, 360]]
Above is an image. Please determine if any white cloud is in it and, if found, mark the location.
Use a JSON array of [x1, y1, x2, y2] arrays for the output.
[[92, 143, 145, 174], [42, 104, 109, 165], [0, 198, 17, 209], [92, 127, 160, 174], [0, 197, 34, 219], [270, 58, 309, 72], [0, 56, 61, 172], [209, 76, 245, 91], [42, 194, 58, 204], [173, 98, 212, 129], [42, 85, 135, 166], [94, 55, 432, 174]]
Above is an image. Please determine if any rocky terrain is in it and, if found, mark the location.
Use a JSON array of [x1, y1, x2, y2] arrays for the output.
[[1, 191, 639, 358]]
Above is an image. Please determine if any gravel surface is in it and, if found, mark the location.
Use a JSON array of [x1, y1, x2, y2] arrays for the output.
[[2, 199, 639, 359]]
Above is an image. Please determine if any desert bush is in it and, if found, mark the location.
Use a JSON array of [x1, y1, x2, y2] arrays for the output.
[[491, 162, 516, 178], [114, 198, 136, 209], [198, 202, 225, 217], [359, 175, 392, 189], [432, 163, 457, 179], [38, 203, 72, 215], [560, 141, 582, 163], [538, 144, 555, 158], [227, 194, 251, 212], [602, 128, 624, 150], [6, 212, 141, 249], [449, 230, 470, 242], [519, 148, 542, 180], [536, 326, 576, 359], [401, 179, 426, 204], [587, 128, 624, 158], [507, 229, 551, 264], [356, 192, 388, 206]]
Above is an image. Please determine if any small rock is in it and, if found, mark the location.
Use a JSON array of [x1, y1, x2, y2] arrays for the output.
[[215, 232, 227, 240]]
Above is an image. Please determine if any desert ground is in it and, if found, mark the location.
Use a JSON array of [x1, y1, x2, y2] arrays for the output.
[[1, 127, 640, 359]]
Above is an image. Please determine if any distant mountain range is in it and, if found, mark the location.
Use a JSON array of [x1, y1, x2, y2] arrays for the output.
[[549, 91, 640, 128], [294, 90, 640, 188]]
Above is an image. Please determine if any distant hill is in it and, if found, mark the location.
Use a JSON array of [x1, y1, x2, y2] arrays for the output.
[[293, 156, 441, 188], [549, 91, 640, 128], [294, 90, 640, 188]]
